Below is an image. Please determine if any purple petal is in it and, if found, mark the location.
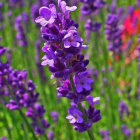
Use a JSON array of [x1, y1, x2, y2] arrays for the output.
[[39, 7, 51, 20], [76, 84, 83, 93], [41, 59, 54, 66], [59, 1, 66, 13], [76, 116, 83, 123], [83, 83, 91, 91], [64, 40, 71, 48], [66, 114, 73, 120], [70, 118, 76, 123], [75, 36, 83, 42], [71, 41, 80, 47], [66, 6, 77, 12], [93, 97, 100, 105]]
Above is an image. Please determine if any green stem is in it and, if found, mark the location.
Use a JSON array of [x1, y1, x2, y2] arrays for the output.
[[18, 109, 38, 140], [69, 75, 95, 140], [87, 129, 95, 140]]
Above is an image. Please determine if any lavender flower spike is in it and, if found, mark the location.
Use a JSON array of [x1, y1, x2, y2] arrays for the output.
[[35, 0, 101, 134], [0, 44, 50, 135]]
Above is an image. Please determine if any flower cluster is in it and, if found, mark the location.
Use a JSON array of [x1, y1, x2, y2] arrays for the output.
[[80, 0, 105, 43], [35, 0, 101, 132], [119, 101, 129, 119], [0, 137, 7, 140], [0, 46, 50, 135], [105, 8, 122, 57], [100, 130, 110, 140], [84, 19, 101, 42], [0, 2, 3, 22], [15, 15, 28, 47], [80, 0, 105, 15], [121, 124, 131, 139], [0, 2, 4, 30]]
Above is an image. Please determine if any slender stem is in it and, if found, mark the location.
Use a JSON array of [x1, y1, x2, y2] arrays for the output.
[[87, 129, 95, 140], [69, 75, 95, 140], [18, 109, 38, 140]]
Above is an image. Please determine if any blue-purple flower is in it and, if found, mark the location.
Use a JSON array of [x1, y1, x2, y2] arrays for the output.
[[35, 0, 101, 132], [74, 72, 93, 93], [35, 5, 57, 26], [66, 107, 83, 123], [63, 29, 83, 48]]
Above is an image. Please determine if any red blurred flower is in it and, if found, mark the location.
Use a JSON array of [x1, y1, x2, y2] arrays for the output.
[[123, 9, 140, 38], [122, 9, 140, 64]]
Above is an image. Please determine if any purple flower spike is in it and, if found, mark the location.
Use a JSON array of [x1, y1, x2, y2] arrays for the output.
[[0, 42, 51, 135], [0, 46, 6, 56], [66, 107, 83, 124], [35, 5, 57, 26], [100, 130, 110, 140], [47, 130, 54, 140], [35, 0, 101, 132], [121, 124, 131, 138]]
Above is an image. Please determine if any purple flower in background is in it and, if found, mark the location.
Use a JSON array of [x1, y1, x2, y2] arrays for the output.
[[50, 111, 59, 123], [100, 130, 110, 140], [66, 107, 83, 123], [0, 137, 7, 140], [15, 15, 28, 47], [0, 46, 6, 56], [119, 101, 129, 119], [105, 3, 122, 57], [0, 44, 50, 135], [80, 0, 105, 15], [47, 130, 54, 140], [22, 12, 29, 31], [9, 0, 25, 7], [0, 2, 4, 22], [121, 124, 131, 139], [84, 19, 101, 42]]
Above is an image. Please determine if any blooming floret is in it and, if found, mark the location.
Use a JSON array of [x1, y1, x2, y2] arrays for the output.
[[66, 107, 83, 124], [35, 5, 57, 26]]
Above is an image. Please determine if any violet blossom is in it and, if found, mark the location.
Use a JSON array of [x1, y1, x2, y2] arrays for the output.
[[35, 0, 101, 132]]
